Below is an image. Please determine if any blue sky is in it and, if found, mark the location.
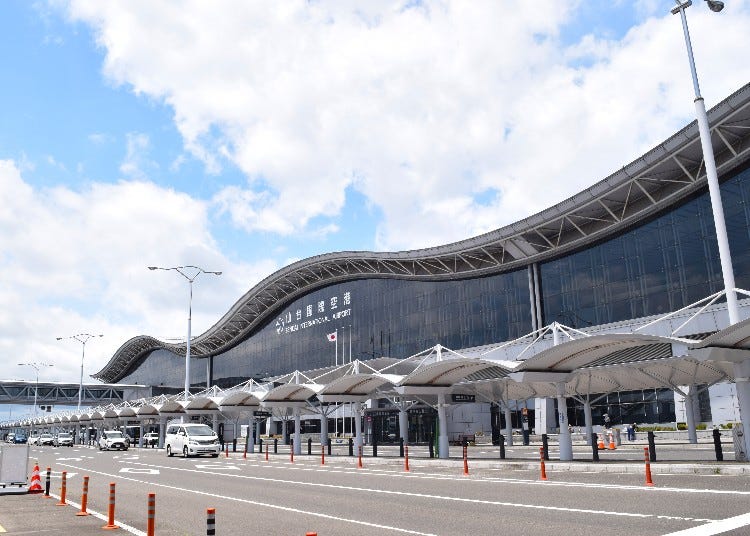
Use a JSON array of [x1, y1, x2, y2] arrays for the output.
[[2, 1, 749, 419]]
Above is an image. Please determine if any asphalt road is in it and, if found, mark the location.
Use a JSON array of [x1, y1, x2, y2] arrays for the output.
[[22, 444, 750, 536]]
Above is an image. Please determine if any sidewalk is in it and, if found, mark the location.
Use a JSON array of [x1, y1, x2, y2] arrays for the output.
[[0, 492, 133, 535]]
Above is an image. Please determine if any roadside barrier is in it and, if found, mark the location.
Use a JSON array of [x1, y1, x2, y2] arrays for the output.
[[102, 482, 119, 530], [225, 444, 229, 458], [206, 507, 216, 536], [56, 471, 67, 506], [463, 445, 469, 476], [591, 433, 599, 462], [647, 431, 657, 461], [713, 428, 723, 461], [358, 445, 363, 469], [644, 447, 654, 487], [597, 434, 605, 450], [28, 463, 42, 494], [147, 493, 155, 536], [243, 442, 247, 460], [321, 444, 325, 465], [265, 441, 269, 461], [404, 446, 410, 472], [608, 432, 616, 450], [76, 475, 90, 516], [290, 444, 295, 464], [44, 467, 51, 497], [539, 447, 548, 481]]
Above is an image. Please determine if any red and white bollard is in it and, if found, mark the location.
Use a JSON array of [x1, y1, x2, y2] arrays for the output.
[[56, 471, 67, 506], [76, 475, 90, 516], [644, 447, 654, 487], [463, 445, 469, 476], [102, 482, 119, 530], [146, 492, 156, 536]]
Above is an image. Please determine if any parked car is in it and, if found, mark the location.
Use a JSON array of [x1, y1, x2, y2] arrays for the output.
[[144, 432, 160, 447], [165, 423, 220, 458], [5, 433, 15, 443], [54, 432, 73, 447], [38, 433, 55, 446], [14, 433, 27, 444], [98, 430, 129, 451], [27, 434, 39, 446]]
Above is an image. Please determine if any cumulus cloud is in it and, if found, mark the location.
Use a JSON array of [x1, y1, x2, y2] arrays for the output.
[[61, 0, 750, 252], [0, 159, 274, 382]]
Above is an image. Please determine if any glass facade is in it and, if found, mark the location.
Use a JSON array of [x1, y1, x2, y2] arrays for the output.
[[210, 272, 532, 386], [119, 162, 750, 427], [121, 271, 532, 387], [540, 165, 750, 327]]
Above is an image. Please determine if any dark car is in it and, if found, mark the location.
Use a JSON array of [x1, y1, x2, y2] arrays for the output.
[[14, 434, 27, 444]]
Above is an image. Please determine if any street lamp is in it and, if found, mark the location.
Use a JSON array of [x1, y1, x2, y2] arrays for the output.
[[148, 265, 222, 400], [56, 333, 103, 411], [671, 0, 738, 325], [17, 362, 53, 436]]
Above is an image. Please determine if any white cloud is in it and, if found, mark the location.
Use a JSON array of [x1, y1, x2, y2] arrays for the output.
[[61, 0, 750, 252], [0, 159, 273, 383], [119, 132, 156, 180]]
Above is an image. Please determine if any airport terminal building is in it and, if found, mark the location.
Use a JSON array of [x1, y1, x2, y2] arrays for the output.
[[92, 84, 750, 447]]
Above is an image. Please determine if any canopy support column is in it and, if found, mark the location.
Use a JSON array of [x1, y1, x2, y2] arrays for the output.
[[320, 410, 329, 446], [504, 404, 514, 447], [437, 393, 449, 459], [684, 386, 698, 444], [557, 382, 573, 461], [734, 360, 750, 460], [354, 401, 363, 452], [399, 402, 409, 445], [293, 408, 301, 455]]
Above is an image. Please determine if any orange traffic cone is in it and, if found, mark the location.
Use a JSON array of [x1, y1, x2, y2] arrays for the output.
[[597, 434, 605, 450], [28, 463, 43, 494], [608, 432, 616, 450]]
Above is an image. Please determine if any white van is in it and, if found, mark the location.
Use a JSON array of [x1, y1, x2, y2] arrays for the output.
[[165, 423, 220, 458]]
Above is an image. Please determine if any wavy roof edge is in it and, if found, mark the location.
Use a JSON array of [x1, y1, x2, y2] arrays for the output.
[[94, 83, 750, 383]]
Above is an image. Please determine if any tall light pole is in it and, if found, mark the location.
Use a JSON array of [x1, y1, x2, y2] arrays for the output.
[[17, 362, 53, 436], [56, 333, 103, 411], [671, 0, 738, 325], [148, 265, 222, 400]]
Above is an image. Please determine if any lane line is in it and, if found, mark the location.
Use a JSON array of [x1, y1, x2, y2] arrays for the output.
[[661, 512, 750, 536], [62, 461, 710, 524], [58, 464, 436, 535], [192, 457, 750, 496]]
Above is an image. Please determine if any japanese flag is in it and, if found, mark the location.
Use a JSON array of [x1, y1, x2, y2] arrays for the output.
[[327, 332, 337, 342]]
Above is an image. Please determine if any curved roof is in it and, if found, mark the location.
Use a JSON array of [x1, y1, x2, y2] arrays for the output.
[[95, 84, 750, 383]]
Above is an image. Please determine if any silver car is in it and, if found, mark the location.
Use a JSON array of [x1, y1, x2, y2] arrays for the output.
[[98, 430, 129, 451], [54, 432, 74, 447]]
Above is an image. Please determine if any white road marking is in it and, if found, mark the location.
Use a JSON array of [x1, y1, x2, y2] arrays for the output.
[[93, 461, 715, 523], [661, 512, 750, 536], [57, 463, 435, 535], [194, 463, 240, 470], [119, 468, 159, 474], [56, 457, 83, 461]]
